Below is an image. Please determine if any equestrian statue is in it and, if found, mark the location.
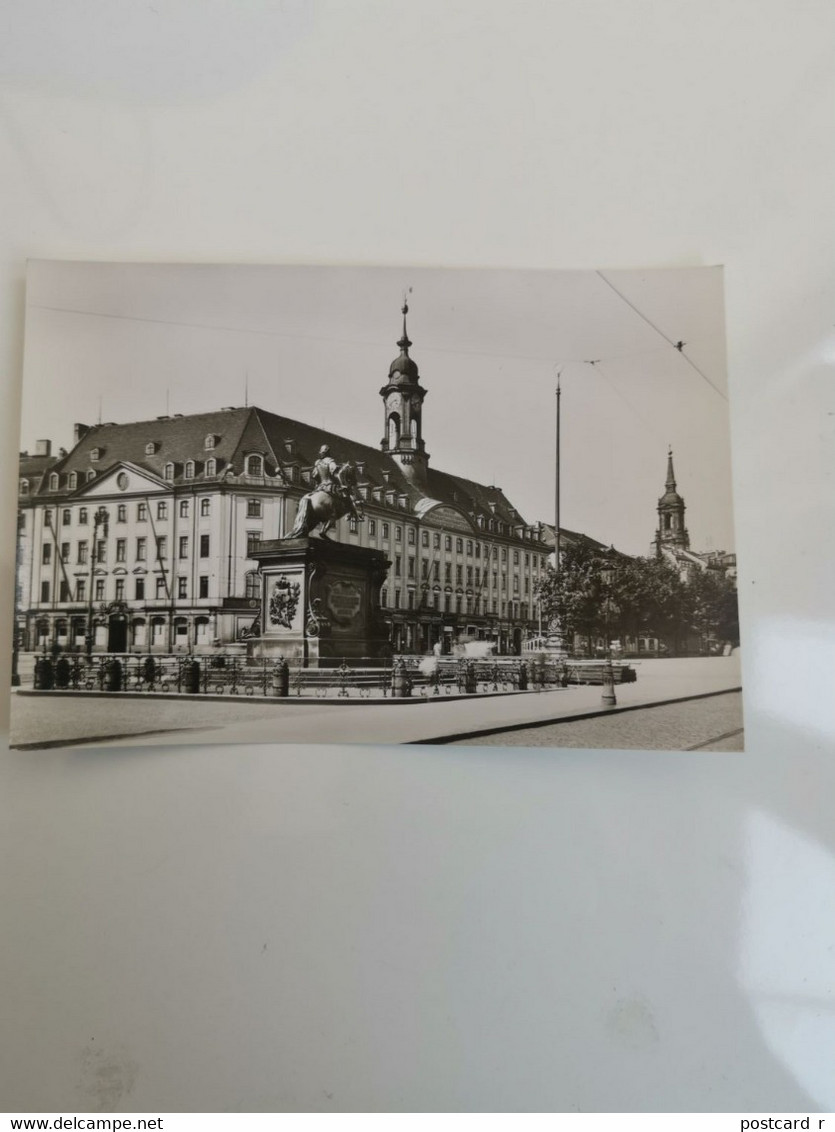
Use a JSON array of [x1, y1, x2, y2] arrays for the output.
[[286, 445, 363, 539]]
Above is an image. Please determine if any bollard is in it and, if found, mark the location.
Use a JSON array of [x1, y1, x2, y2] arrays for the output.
[[182, 658, 201, 694], [517, 661, 528, 691], [104, 658, 122, 692], [392, 658, 410, 699], [54, 656, 71, 689], [601, 657, 617, 707], [270, 657, 290, 697]]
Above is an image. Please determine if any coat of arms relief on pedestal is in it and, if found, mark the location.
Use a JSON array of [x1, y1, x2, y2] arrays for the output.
[[268, 575, 302, 629]]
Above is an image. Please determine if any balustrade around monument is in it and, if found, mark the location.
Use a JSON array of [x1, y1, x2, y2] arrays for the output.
[[27, 651, 636, 699]]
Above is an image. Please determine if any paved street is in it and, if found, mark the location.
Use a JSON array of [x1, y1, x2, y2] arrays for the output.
[[454, 691, 743, 750], [9, 655, 742, 751]]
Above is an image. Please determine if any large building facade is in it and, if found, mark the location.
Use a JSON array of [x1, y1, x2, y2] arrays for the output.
[[16, 306, 550, 657]]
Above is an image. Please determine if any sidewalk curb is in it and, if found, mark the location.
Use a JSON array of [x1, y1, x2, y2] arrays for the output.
[[408, 686, 743, 745]]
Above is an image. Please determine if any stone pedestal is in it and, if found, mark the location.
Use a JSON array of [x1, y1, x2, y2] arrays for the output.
[[248, 537, 391, 666]]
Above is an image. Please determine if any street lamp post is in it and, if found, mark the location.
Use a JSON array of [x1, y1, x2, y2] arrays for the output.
[[85, 506, 109, 659], [600, 562, 617, 708]]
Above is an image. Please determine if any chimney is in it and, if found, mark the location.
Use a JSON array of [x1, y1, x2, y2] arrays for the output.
[[73, 424, 90, 445], [35, 439, 52, 457]]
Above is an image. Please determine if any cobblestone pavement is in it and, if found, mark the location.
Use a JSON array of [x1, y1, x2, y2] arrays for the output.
[[454, 692, 744, 750]]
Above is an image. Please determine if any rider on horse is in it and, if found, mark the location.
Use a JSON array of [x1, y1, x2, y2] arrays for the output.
[[286, 445, 363, 538]]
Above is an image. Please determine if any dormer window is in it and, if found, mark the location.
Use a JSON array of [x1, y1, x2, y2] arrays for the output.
[[204, 435, 216, 450], [246, 455, 263, 476], [184, 461, 195, 480], [283, 439, 296, 455], [68, 472, 78, 490], [164, 462, 175, 481], [356, 461, 366, 478], [205, 457, 216, 476], [145, 442, 158, 455], [86, 470, 96, 482], [49, 473, 59, 490], [19, 480, 29, 495], [90, 447, 101, 462]]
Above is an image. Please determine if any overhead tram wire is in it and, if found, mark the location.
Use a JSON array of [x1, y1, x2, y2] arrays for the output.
[[29, 301, 677, 371], [595, 271, 728, 402]]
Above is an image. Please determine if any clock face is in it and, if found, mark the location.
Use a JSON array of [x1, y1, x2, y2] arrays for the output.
[[116, 472, 129, 491]]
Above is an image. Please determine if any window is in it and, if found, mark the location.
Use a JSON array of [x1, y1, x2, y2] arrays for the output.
[[407, 590, 415, 610], [49, 473, 59, 490], [205, 434, 216, 450], [136, 537, 147, 561], [421, 558, 429, 579], [135, 578, 145, 600], [245, 571, 259, 599], [475, 543, 481, 559], [77, 541, 88, 564], [145, 442, 156, 455], [78, 508, 88, 525], [395, 525, 402, 542], [246, 455, 263, 476], [444, 563, 451, 583], [407, 557, 415, 578], [115, 579, 125, 601], [96, 540, 107, 563], [421, 530, 429, 547], [501, 548, 507, 561], [206, 458, 217, 477], [456, 565, 463, 584], [184, 461, 195, 480], [59, 580, 70, 602], [116, 539, 126, 562], [467, 540, 473, 555], [513, 550, 520, 565], [456, 538, 463, 553], [157, 501, 167, 520], [466, 566, 473, 585], [87, 470, 96, 482], [178, 536, 188, 559], [61, 509, 71, 525], [156, 536, 167, 559], [95, 579, 105, 601], [164, 463, 174, 481], [368, 519, 377, 537], [246, 532, 260, 557], [407, 528, 415, 545], [525, 553, 530, 567], [68, 472, 77, 490], [381, 587, 388, 607], [41, 580, 50, 602], [156, 577, 167, 598], [19, 480, 28, 496], [394, 589, 401, 609], [42, 544, 52, 565], [61, 542, 70, 562], [117, 504, 126, 523], [445, 536, 452, 551], [76, 579, 86, 601], [198, 576, 209, 599], [137, 503, 147, 521], [433, 532, 440, 549], [349, 516, 358, 533], [382, 522, 390, 539], [445, 594, 451, 613], [91, 448, 101, 462], [433, 561, 440, 581], [200, 498, 210, 517], [199, 534, 210, 558], [179, 500, 189, 518], [247, 499, 261, 518], [395, 555, 402, 576], [178, 578, 187, 598]]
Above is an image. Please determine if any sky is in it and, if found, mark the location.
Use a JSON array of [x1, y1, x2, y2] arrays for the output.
[[19, 261, 734, 557]]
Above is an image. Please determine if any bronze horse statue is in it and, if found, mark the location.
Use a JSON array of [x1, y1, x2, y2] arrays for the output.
[[286, 461, 363, 540]]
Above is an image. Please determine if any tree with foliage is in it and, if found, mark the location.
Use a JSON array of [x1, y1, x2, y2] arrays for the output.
[[535, 543, 737, 655]]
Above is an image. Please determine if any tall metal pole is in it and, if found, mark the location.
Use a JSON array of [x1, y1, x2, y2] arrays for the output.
[[555, 377, 561, 575]]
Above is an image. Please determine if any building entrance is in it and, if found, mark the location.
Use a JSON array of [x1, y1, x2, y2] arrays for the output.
[[107, 615, 128, 653]]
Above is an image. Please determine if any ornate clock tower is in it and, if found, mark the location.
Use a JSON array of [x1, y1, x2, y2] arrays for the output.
[[653, 447, 690, 555], [379, 299, 429, 484]]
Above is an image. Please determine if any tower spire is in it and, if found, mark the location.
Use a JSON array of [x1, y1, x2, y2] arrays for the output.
[[380, 290, 428, 483], [398, 289, 412, 353], [666, 445, 676, 491]]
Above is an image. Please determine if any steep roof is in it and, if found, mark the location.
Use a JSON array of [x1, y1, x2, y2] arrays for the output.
[[27, 404, 539, 538], [19, 450, 59, 493]]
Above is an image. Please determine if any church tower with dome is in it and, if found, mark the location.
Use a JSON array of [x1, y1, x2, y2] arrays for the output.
[[379, 299, 429, 484], [653, 447, 690, 556]]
